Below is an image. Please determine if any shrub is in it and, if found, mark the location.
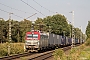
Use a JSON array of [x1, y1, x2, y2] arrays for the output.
[[10, 43, 24, 54], [0, 43, 24, 57], [0, 43, 9, 56], [53, 49, 66, 60]]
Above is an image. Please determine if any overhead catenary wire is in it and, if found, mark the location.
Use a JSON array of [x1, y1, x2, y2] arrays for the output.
[[20, 0, 45, 16], [0, 2, 33, 14], [0, 9, 23, 19], [32, 0, 55, 13], [25, 13, 37, 19]]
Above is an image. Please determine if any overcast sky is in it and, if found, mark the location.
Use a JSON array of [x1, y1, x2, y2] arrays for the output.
[[0, 0, 90, 34]]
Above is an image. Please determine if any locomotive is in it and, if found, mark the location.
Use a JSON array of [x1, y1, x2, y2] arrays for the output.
[[25, 30, 49, 52], [25, 30, 82, 52]]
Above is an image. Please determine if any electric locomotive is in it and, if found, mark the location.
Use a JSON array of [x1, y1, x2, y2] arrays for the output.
[[25, 30, 49, 52]]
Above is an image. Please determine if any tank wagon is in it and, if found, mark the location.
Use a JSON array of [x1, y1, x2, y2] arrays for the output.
[[25, 31, 83, 52]]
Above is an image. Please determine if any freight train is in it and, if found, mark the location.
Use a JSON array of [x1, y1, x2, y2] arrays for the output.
[[25, 30, 83, 52]]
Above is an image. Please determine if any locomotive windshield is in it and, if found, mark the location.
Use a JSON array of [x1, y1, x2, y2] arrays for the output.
[[27, 34, 32, 38], [33, 34, 38, 38], [27, 34, 38, 38]]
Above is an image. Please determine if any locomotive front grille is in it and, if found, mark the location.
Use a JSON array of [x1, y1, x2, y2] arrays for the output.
[[25, 40, 39, 45]]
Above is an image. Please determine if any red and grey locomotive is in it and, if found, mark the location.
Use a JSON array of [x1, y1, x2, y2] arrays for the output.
[[25, 30, 48, 52]]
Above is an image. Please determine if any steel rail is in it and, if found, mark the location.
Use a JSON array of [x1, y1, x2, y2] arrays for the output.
[[0, 52, 33, 60], [28, 44, 80, 60]]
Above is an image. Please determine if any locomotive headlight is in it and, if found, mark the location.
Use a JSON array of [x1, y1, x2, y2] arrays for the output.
[[38, 42, 39, 45]]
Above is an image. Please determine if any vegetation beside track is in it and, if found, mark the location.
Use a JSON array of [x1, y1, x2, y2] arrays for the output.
[[0, 43, 24, 57], [53, 41, 90, 60]]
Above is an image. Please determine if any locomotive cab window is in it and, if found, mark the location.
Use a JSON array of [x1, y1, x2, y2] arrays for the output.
[[33, 34, 38, 38], [27, 34, 32, 38]]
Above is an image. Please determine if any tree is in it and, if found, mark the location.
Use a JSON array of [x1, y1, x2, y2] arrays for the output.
[[86, 21, 90, 38], [43, 14, 70, 36], [43, 16, 52, 32], [19, 19, 32, 42], [0, 19, 8, 43], [11, 20, 20, 42]]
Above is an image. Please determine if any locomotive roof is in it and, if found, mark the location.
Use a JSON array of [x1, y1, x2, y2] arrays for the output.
[[26, 31, 49, 36]]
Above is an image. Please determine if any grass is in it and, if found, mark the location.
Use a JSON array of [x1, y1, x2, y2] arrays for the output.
[[53, 44, 90, 60]]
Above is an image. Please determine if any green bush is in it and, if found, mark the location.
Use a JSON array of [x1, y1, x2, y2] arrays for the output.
[[0, 43, 8, 56], [53, 49, 66, 60], [0, 43, 24, 57], [10, 43, 24, 54]]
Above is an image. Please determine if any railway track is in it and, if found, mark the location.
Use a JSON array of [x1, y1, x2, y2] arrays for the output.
[[28, 44, 80, 60], [0, 44, 80, 60], [29, 50, 54, 60], [0, 52, 33, 60]]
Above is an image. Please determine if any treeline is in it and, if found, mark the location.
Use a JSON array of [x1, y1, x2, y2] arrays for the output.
[[0, 14, 86, 43], [86, 21, 90, 39], [85, 21, 90, 46]]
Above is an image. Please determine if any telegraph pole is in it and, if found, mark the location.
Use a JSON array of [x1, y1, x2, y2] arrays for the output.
[[9, 13, 13, 42], [8, 13, 13, 56], [70, 11, 75, 47], [72, 11, 75, 47]]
